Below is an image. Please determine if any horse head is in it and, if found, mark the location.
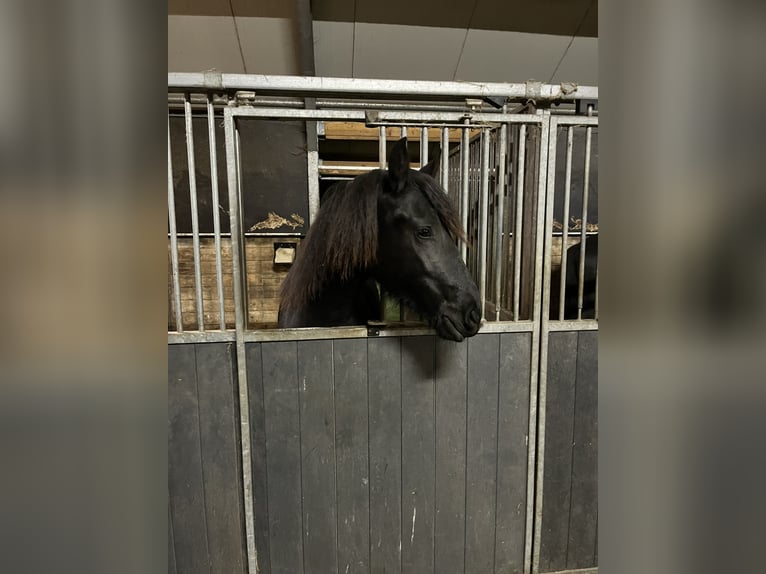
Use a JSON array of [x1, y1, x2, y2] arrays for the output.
[[374, 138, 482, 341]]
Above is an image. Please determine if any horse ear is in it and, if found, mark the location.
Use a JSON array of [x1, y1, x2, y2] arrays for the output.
[[387, 137, 410, 192], [420, 148, 441, 178]]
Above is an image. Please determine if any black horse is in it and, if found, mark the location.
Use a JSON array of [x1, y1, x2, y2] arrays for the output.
[[549, 235, 598, 319], [278, 138, 482, 342]]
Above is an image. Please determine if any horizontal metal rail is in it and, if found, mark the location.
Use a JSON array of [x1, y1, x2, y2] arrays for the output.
[[169, 73, 598, 102], [167, 320, 538, 344]]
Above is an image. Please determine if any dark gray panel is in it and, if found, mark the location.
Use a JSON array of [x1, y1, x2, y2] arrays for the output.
[[566, 331, 598, 569], [401, 336, 435, 574], [261, 341, 304, 574], [539, 331, 578, 572], [246, 343, 271, 574], [433, 339, 467, 574], [297, 340, 338, 574], [168, 505, 177, 574], [494, 333, 532, 574], [464, 334, 500, 574], [168, 344, 210, 573], [368, 337, 402, 574], [195, 343, 247, 574], [334, 339, 371, 573]]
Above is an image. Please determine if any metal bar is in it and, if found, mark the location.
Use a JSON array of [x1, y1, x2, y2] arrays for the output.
[[168, 73, 599, 101], [318, 164, 376, 172], [440, 127, 449, 190], [478, 129, 490, 317], [494, 124, 507, 321], [207, 95, 226, 330], [167, 119, 183, 333], [558, 127, 575, 320], [577, 125, 593, 320], [168, 331, 236, 344], [223, 109, 257, 574], [594, 265, 599, 320], [184, 94, 205, 330], [366, 110, 545, 125], [234, 125, 249, 328], [420, 127, 428, 166], [546, 319, 599, 332], [547, 115, 599, 126], [400, 125, 407, 140], [378, 126, 386, 169], [307, 150, 320, 226], [529, 112, 553, 574], [512, 124, 526, 320], [460, 120, 470, 262]]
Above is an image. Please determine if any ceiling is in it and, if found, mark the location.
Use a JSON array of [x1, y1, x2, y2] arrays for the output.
[[168, 0, 598, 85]]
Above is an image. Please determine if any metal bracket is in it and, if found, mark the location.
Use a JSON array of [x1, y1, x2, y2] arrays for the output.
[[575, 99, 598, 115], [465, 98, 484, 112], [483, 96, 508, 109], [525, 80, 542, 101], [367, 320, 386, 337], [203, 70, 224, 90], [234, 91, 256, 106]]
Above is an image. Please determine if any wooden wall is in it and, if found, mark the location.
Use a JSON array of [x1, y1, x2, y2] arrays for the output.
[[168, 236, 301, 331], [168, 343, 247, 574], [246, 333, 533, 574], [538, 330, 598, 572]]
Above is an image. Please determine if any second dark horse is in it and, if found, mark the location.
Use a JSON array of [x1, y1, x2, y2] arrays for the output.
[[278, 138, 482, 342]]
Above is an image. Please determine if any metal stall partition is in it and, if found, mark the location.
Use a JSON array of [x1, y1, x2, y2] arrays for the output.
[[167, 74, 598, 574], [534, 114, 599, 574]]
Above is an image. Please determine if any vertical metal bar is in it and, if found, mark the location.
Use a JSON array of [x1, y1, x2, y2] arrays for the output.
[[512, 124, 527, 320], [594, 264, 599, 320], [400, 125, 407, 140], [307, 149, 320, 226], [184, 94, 205, 330], [235, 125, 249, 328], [378, 126, 387, 169], [478, 129, 490, 318], [530, 113, 555, 574], [420, 126, 428, 167], [493, 124, 507, 321], [558, 127, 574, 320], [577, 125, 593, 320], [460, 120, 470, 262], [440, 127, 449, 190], [207, 96, 226, 330], [168, 118, 183, 332], [223, 109, 257, 574]]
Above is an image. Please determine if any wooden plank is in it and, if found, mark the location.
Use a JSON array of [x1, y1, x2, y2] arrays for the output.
[[464, 334, 500, 574], [261, 341, 304, 574], [433, 339, 468, 574], [333, 339, 371, 573], [566, 331, 598, 569], [246, 343, 271, 574], [368, 337, 403, 574], [169, 505, 177, 574], [539, 331, 578, 572], [495, 333, 532, 573], [297, 340, 338, 574], [401, 336, 436, 574], [323, 123, 465, 142], [168, 344, 211, 573], [195, 343, 247, 573]]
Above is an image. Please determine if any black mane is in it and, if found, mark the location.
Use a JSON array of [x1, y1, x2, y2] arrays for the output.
[[279, 169, 464, 310]]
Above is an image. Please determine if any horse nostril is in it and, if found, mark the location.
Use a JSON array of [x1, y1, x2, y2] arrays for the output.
[[467, 307, 481, 327]]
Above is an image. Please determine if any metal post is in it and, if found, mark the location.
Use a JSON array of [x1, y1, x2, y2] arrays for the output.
[[494, 124, 507, 321], [235, 125, 249, 328], [440, 127, 449, 191], [478, 129, 490, 318], [577, 125, 593, 320], [168, 119, 183, 332], [223, 109, 257, 574], [512, 124, 526, 320], [184, 94, 205, 330], [379, 126, 386, 169], [207, 95, 226, 330], [460, 119, 470, 262], [420, 126, 428, 167], [558, 126, 574, 320]]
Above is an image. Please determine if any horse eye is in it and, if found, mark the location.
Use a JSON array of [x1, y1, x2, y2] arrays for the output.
[[417, 227, 433, 238]]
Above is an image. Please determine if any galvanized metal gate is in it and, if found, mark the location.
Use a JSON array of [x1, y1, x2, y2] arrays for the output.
[[167, 74, 597, 574]]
